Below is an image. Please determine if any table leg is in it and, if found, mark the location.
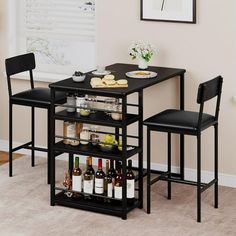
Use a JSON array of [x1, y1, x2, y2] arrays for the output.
[[180, 74, 185, 180]]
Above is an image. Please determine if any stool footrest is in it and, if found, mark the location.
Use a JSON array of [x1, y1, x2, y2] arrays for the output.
[[12, 141, 32, 152], [201, 179, 217, 193], [151, 171, 169, 185], [12, 142, 48, 153]]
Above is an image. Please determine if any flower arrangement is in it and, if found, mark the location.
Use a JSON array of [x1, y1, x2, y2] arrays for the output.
[[129, 41, 156, 62]]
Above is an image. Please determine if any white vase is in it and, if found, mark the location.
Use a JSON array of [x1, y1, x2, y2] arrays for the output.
[[138, 57, 148, 70]]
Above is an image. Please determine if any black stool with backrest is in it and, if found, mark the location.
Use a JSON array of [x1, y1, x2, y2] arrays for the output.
[[144, 76, 223, 222], [5, 53, 65, 184]]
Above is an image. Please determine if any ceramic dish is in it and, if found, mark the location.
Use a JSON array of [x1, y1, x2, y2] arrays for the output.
[[72, 74, 86, 82], [125, 70, 157, 79], [92, 70, 111, 76]]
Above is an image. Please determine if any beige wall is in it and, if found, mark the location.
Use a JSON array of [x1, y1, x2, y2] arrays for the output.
[[0, 0, 236, 176]]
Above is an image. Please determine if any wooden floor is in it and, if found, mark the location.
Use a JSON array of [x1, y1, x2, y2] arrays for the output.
[[0, 151, 23, 166]]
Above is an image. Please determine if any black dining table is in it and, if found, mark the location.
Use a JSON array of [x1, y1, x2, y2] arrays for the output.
[[49, 63, 186, 219]]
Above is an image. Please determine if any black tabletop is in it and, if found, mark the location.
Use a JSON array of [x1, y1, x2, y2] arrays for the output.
[[49, 63, 186, 97]]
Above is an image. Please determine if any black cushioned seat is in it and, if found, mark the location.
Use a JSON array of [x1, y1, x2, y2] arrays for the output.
[[12, 87, 65, 108], [144, 109, 216, 135]]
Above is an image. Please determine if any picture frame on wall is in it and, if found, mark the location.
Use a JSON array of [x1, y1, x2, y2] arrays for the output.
[[141, 0, 196, 24]]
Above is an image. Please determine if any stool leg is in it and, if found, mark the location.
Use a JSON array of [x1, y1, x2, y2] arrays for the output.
[[147, 128, 151, 214], [197, 134, 201, 222], [47, 108, 51, 184], [9, 102, 13, 177], [214, 124, 218, 208], [31, 107, 35, 167], [167, 133, 171, 200]]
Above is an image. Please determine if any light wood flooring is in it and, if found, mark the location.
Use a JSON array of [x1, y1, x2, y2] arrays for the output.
[[0, 151, 23, 166]]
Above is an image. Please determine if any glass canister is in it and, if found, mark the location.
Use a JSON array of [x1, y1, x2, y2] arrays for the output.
[[87, 95, 97, 113], [76, 94, 85, 113], [90, 125, 99, 146], [111, 104, 122, 121], [80, 101, 90, 117], [63, 121, 78, 145], [80, 126, 90, 145], [66, 93, 76, 113], [104, 98, 117, 116]]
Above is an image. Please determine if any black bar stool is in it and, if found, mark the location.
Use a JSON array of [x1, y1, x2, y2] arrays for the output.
[[5, 53, 66, 184], [143, 76, 223, 222]]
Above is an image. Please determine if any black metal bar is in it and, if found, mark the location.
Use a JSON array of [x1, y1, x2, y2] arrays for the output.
[[121, 96, 127, 220], [147, 128, 151, 214], [47, 107, 51, 184], [180, 73, 185, 180], [31, 107, 35, 167], [159, 176, 200, 186], [150, 171, 169, 185], [201, 179, 217, 193], [167, 132, 171, 200], [214, 124, 218, 208], [69, 153, 73, 178], [138, 90, 143, 209], [9, 102, 13, 177], [26, 146, 48, 152], [50, 88, 56, 206], [197, 134, 201, 223], [12, 141, 32, 152]]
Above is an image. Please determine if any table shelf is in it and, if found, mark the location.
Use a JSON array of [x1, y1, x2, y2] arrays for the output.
[[55, 110, 140, 127]]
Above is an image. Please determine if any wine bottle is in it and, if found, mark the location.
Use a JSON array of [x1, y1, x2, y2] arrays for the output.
[[83, 157, 94, 194], [105, 160, 113, 198], [72, 156, 82, 192], [114, 162, 122, 199], [126, 160, 135, 200], [108, 160, 116, 188], [95, 159, 105, 194]]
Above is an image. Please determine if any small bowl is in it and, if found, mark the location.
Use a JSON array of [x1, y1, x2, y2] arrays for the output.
[[72, 74, 86, 82], [99, 144, 116, 152]]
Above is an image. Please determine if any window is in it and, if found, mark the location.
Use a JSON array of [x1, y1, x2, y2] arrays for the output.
[[8, 0, 96, 81]]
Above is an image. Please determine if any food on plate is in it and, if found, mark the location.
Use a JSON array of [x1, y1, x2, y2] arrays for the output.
[[117, 79, 128, 85], [134, 71, 151, 76], [103, 74, 115, 80], [91, 77, 103, 86], [103, 79, 116, 86], [100, 134, 118, 147]]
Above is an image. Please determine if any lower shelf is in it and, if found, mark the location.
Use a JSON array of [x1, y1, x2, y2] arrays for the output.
[[54, 191, 139, 219]]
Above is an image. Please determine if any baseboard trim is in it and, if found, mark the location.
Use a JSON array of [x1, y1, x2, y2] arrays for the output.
[[0, 139, 235, 188]]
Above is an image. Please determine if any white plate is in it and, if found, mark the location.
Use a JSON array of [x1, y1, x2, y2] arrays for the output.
[[91, 70, 111, 76], [125, 70, 157, 79]]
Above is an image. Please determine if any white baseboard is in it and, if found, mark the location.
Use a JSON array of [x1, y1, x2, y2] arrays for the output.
[[0, 139, 235, 188]]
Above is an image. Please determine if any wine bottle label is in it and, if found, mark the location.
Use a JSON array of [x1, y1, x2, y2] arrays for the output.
[[72, 175, 82, 192], [107, 183, 113, 198], [95, 178, 104, 194], [83, 179, 93, 194], [127, 179, 135, 198], [114, 186, 122, 199]]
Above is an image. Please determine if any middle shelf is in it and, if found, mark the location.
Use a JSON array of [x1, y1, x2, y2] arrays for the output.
[[54, 110, 140, 127], [54, 141, 142, 160]]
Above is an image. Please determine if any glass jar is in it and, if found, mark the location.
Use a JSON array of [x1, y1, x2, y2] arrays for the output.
[[111, 104, 122, 121], [80, 126, 90, 145], [76, 94, 85, 113], [66, 93, 76, 113], [87, 95, 97, 113], [63, 121, 79, 146], [80, 101, 90, 117], [90, 125, 99, 146], [104, 98, 117, 116]]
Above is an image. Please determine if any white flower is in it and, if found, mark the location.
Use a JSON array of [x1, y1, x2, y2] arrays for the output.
[[129, 41, 157, 62]]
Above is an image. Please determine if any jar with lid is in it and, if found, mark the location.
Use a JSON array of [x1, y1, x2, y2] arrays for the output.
[[80, 126, 90, 145], [76, 94, 85, 113], [63, 121, 79, 146], [66, 93, 76, 113], [90, 125, 99, 146], [80, 101, 90, 117], [111, 104, 122, 121]]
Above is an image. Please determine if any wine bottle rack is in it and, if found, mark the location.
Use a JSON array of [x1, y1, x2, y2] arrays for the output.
[[49, 75, 144, 220]]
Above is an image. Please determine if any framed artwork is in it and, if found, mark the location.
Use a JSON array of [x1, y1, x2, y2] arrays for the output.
[[141, 0, 196, 24]]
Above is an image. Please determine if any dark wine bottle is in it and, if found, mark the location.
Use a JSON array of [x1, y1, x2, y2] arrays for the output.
[[114, 162, 122, 199], [108, 159, 116, 189], [126, 160, 135, 200], [95, 159, 105, 195], [72, 156, 82, 192], [105, 160, 113, 198], [83, 157, 94, 194]]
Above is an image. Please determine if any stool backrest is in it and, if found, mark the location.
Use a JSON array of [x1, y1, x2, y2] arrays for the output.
[[197, 76, 223, 128], [5, 53, 36, 97]]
